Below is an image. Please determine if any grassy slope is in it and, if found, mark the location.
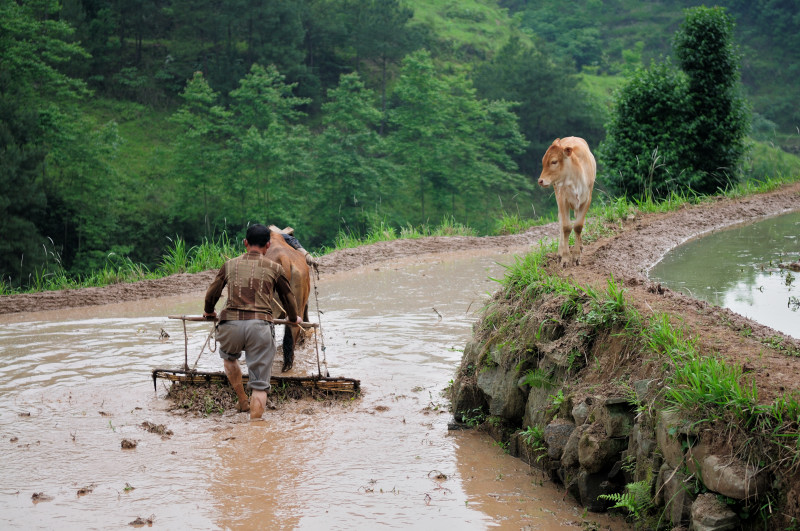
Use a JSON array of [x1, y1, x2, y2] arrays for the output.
[[408, 0, 528, 58]]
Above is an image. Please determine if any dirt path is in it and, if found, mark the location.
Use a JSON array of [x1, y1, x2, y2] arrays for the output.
[[3, 182, 800, 402]]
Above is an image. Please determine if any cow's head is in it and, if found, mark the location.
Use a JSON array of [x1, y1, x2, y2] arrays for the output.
[[538, 138, 574, 187]]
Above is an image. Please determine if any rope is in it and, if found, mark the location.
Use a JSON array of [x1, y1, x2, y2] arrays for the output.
[[311, 262, 329, 377], [191, 322, 217, 370]]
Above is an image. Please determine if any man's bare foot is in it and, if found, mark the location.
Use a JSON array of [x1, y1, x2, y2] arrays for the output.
[[250, 390, 266, 419]]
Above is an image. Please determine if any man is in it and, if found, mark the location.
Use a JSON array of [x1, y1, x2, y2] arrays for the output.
[[203, 224, 301, 419]]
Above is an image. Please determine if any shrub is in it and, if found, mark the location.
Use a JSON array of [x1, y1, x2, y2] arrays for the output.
[[598, 6, 749, 198]]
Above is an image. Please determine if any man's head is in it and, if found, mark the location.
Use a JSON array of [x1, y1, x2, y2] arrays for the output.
[[245, 224, 271, 249]]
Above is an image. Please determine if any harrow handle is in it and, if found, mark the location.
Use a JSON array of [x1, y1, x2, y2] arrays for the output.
[[167, 315, 319, 328]]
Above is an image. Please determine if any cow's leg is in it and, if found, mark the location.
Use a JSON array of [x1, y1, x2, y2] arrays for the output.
[[555, 190, 572, 267], [282, 324, 294, 372], [572, 201, 591, 265]]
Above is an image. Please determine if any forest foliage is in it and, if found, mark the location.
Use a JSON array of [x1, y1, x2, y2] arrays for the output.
[[1, 0, 799, 289]]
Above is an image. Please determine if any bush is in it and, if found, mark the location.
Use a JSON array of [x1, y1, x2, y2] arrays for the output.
[[597, 60, 695, 197], [598, 6, 749, 198]]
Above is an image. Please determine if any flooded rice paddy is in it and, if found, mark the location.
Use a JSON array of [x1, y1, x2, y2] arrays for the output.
[[649, 211, 800, 339], [0, 249, 625, 530]]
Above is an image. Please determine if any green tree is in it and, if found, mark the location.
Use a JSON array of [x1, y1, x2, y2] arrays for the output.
[[170, 71, 232, 239], [389, 50, 527, 225], [472, 37, 603, 176], [598, 6, 749, 198], [0, 0, 91, 284], [596, 60, 693, 197], [229, 64, 311, 228], [349, 0, 415, 133], [673, 5, 749, 192], [311, 72, 391, 241]]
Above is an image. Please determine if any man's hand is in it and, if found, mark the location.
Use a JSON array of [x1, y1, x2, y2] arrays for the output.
[[203, 311, 217, 320], [294, 316, 302, 325], [302, 250, 317, 266]]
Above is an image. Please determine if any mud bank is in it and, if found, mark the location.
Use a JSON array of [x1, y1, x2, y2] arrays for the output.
[[451, 183, 800, 529]]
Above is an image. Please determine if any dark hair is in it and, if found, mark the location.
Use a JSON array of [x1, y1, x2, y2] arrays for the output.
[[245, 224, 271, 247]]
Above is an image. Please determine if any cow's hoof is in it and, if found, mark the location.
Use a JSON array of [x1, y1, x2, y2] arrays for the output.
[[282, 360, 293, 372]]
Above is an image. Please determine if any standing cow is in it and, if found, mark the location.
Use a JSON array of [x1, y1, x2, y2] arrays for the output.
[[538, 137, 596, 267]]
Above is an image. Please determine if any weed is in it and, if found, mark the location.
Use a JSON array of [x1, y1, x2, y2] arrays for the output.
[[549, 389, 566, 410], [520, 425, 546, 461], [460, 407, 486, 427]]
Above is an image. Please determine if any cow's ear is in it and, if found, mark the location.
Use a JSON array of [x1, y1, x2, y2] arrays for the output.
[[564, 146, 573, 157], [553, 138, 560, 145]]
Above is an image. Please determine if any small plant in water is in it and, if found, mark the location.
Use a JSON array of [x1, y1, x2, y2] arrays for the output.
[[521, 425, 547, 461], [461, 407, 486, 427]]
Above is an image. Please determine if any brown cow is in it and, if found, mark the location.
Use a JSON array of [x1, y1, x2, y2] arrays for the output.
[[538, 137, 596, 267], [265, 228, 311, 372]]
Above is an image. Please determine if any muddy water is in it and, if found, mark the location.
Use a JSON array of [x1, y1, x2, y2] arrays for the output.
[[649, 211, 800, 339], [0, 249, 626, 530]]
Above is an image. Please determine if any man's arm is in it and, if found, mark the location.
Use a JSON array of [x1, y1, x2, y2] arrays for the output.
[[274, 274, 300, 323], [203, 265, 227, 319], [281, 233, 317, 266]]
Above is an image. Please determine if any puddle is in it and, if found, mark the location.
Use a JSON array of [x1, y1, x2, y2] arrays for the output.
[[0, 247, 626, 529], [649, 211, 800, 338]]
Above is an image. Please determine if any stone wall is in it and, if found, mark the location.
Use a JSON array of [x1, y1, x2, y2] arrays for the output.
[[451, 306, 774, 529]]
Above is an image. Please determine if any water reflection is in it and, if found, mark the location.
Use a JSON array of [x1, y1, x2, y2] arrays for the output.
[[649, 211, 800, 338]]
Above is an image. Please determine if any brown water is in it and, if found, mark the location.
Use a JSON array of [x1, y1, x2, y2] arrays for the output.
[[0, 248, 626, 530]]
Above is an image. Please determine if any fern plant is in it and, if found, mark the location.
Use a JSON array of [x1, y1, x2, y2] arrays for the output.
[[598, 480, 653, 519]]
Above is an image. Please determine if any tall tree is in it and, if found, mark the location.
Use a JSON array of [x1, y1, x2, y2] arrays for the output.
[[598, 6, 749, 198], [229, 64, 311, 227], [311, 72, 391, 241], [352, 0, 415, 133], [472, 37, 603, 176], [674, 5, 749, 192], [389, 50, 527, 225], [170, 71, 231, 239], [0, 0, 91, 284]]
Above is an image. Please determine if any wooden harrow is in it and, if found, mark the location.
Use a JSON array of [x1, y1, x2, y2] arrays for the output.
[[152, 315, 360, 395]]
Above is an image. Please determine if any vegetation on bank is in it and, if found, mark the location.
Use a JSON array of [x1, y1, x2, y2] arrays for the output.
[[4, 170, 798, 297], [471, 236, 800, 527]]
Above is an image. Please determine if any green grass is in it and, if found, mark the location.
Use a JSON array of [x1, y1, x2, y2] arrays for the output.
[[321, 216, 476, 253], [0, 232, 239, 295], [493, 210, 554, 236]]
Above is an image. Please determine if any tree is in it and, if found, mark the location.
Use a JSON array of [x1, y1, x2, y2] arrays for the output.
[[472, 37, 603, 176], [0, 0, 91, 284], [229, 64, 311, 228], [389, 50, 527, 225], [673, 6, 749, 193], [349, 0, 415, 133], [598, 6, 749, 198], [170, 71, 231, 239], [311, 72, 391, 241], [596, 60, 693, 197]]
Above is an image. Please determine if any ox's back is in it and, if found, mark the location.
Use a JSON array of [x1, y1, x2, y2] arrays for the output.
[[265, 232, 310, 318]]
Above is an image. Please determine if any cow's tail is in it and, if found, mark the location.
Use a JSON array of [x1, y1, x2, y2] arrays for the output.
[[282, 325, 294, 372]]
